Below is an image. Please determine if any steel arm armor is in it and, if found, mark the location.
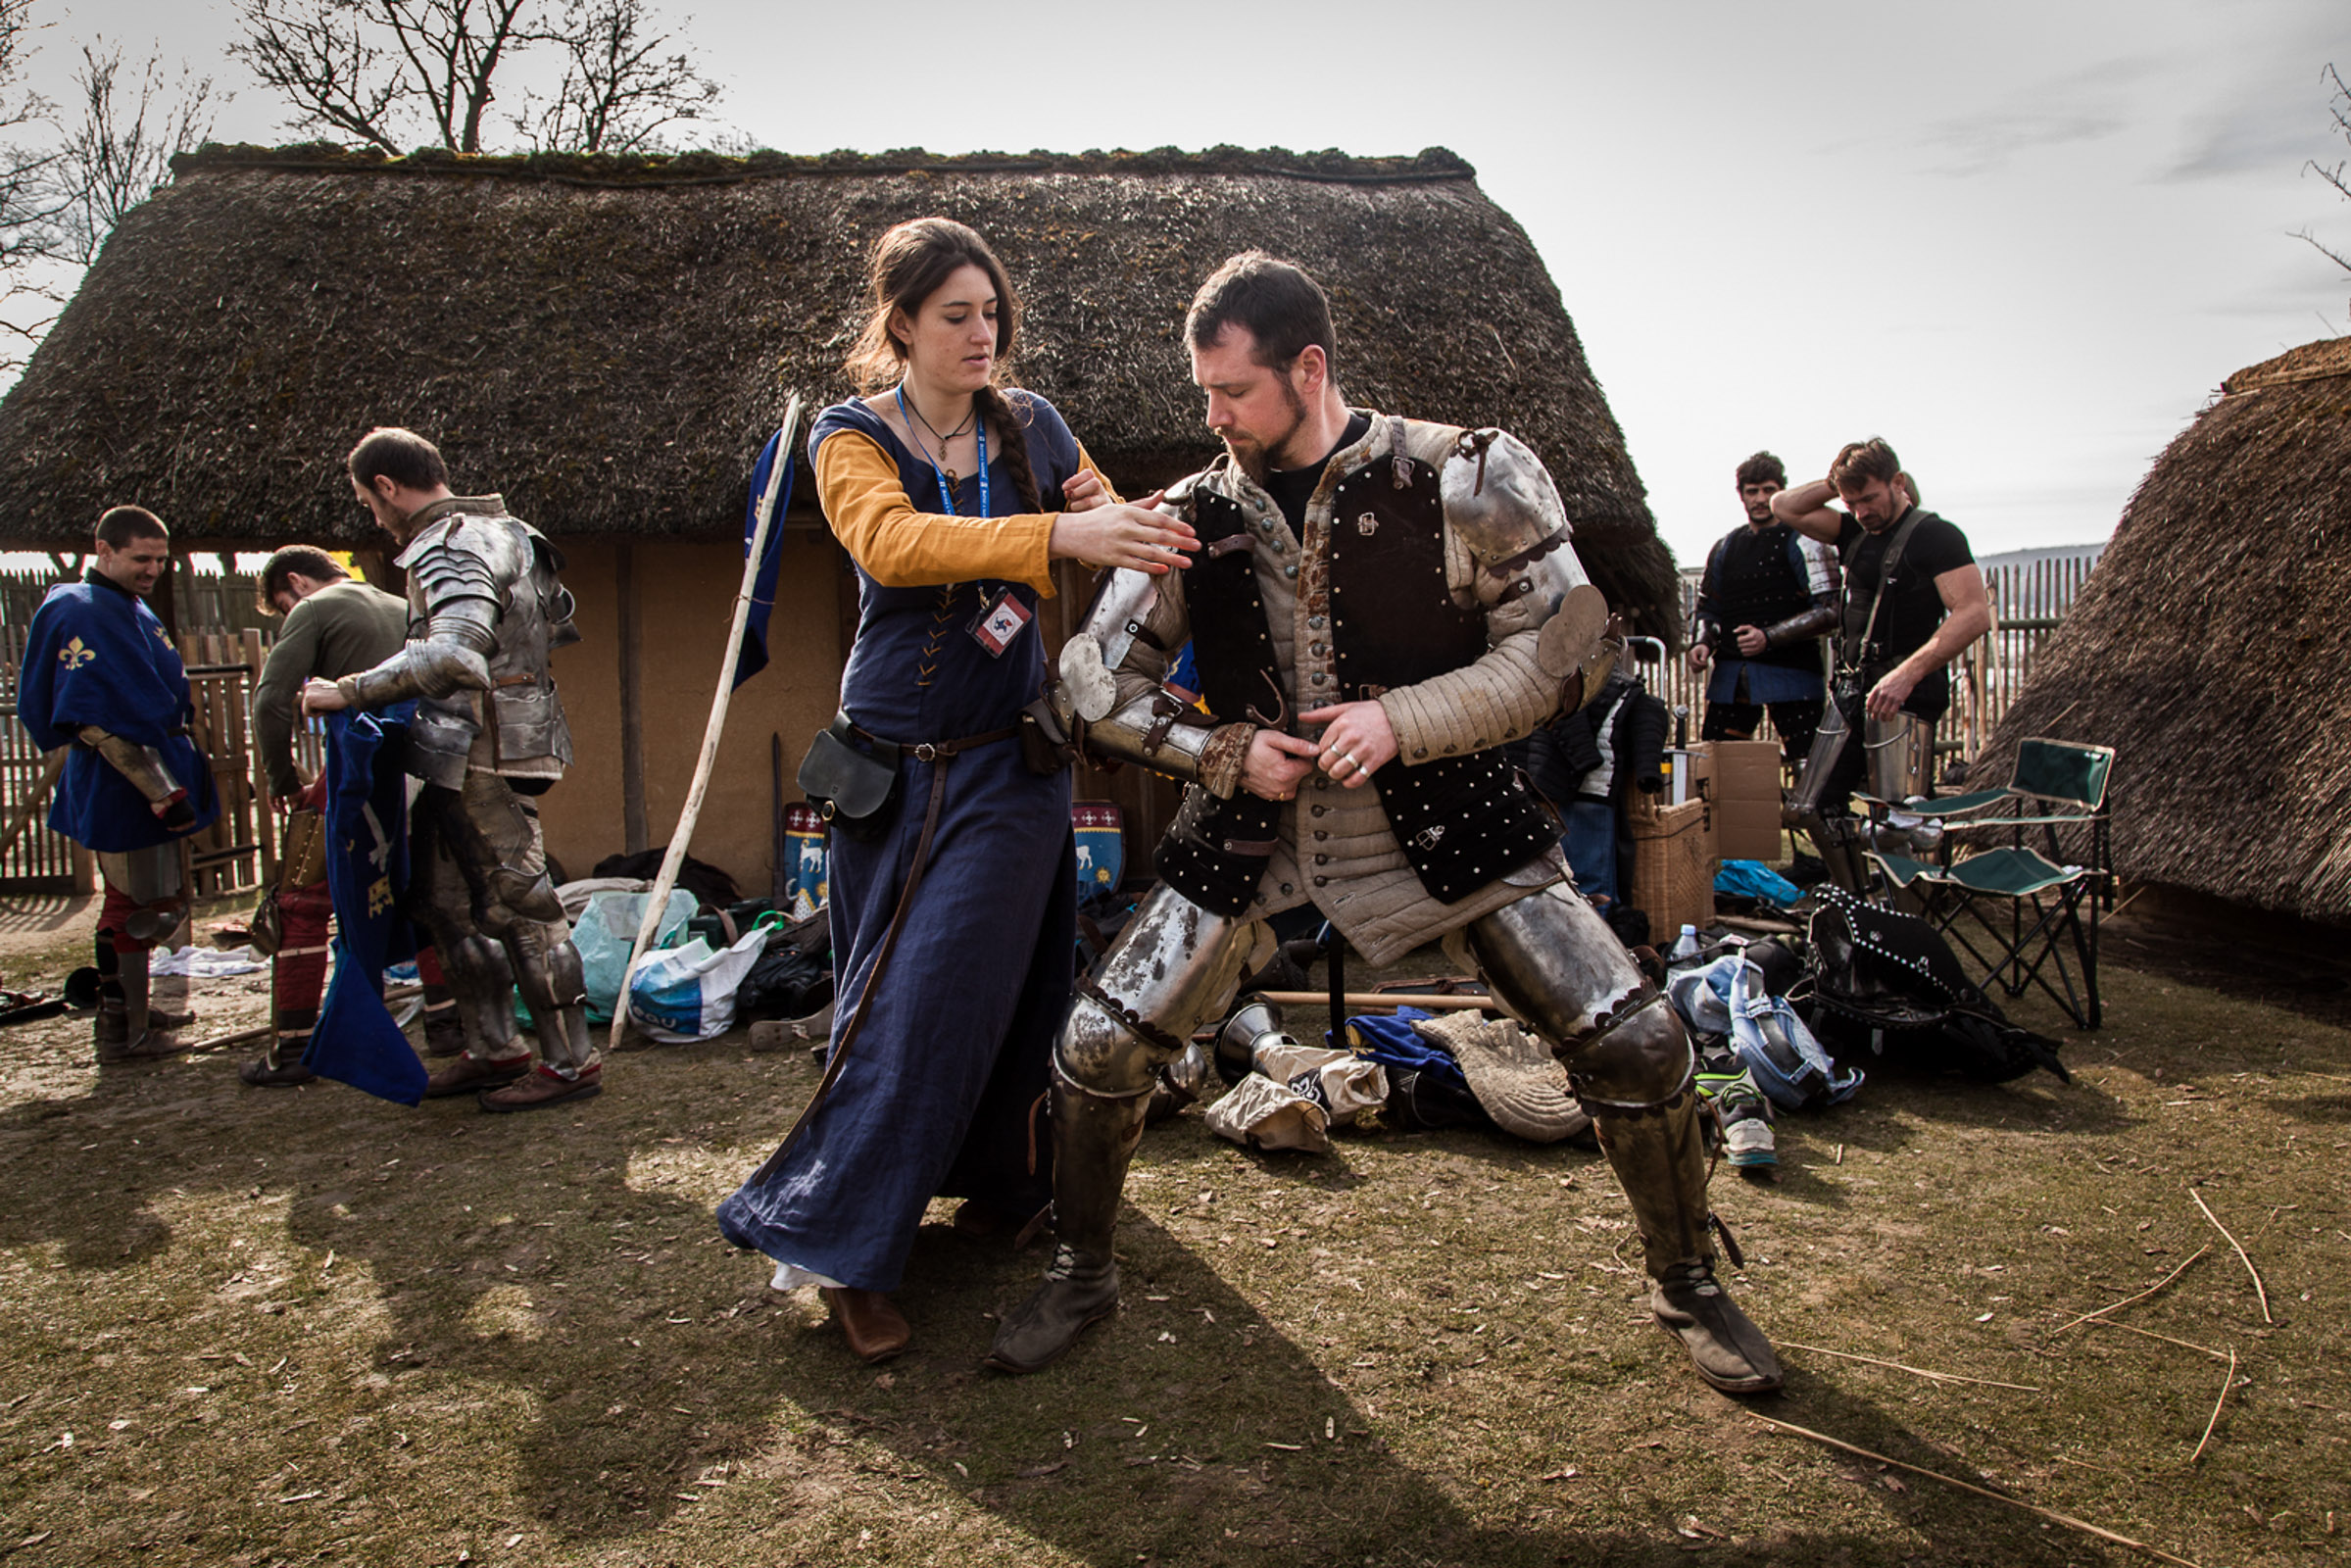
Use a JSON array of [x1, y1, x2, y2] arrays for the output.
[[336, 604, 498, 708], [77, 726, 185, 809]]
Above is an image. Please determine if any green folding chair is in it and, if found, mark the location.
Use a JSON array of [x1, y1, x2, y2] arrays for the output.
[[1867, 738, 2114, 1028]]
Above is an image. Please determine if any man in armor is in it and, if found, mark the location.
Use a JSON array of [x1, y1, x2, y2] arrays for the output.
[[301, 427, 597, 1112], [1772, 440, 1990, 892], [1688, 450, 1837, 765], [240, 546, 427, 1087], [16, 506, 219, 1064], [988, 254, 1783, 1395]]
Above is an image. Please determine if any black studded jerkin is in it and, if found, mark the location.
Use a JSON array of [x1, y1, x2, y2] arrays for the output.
[[1156, 455, 1558, 915], [1150, 486, 1284, 914]]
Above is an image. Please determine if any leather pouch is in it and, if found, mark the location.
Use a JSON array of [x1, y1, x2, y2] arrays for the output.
[[797, 718, 901, 843], [1019, 697, 1077, 776]]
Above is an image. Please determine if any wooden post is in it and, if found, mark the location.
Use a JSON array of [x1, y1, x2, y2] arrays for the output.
[[616, 538, 648, 855], [607, 396, 802, 1054]]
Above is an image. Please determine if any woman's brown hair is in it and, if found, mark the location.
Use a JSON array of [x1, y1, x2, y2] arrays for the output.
[[843, 218, 1041, 512]]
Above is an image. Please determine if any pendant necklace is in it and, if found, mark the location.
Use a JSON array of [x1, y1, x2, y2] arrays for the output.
[[896, 385, 987, 516]]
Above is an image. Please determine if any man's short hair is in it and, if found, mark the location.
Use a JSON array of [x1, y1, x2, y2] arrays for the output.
[[94, 505, 168, 549], [1829, 438, 1902, 494], [256, 546, 349, 615], [347, 426, 450, 492], [1185, 251, 1337, 371], [1735, 451, 1787, 489]]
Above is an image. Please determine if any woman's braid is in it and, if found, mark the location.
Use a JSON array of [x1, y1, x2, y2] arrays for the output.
[[977, 385, 1045, 514]]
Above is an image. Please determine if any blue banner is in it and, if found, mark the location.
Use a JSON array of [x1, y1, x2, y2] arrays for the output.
[[307, 705, 427, 1106], [733, 424, 798, 689]]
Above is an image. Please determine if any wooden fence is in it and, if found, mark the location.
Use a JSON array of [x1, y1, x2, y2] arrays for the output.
[[1650, 550, 2099, 781]]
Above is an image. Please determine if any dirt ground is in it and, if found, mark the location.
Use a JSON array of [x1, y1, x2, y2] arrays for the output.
[[0, 896, 2345, 1568]]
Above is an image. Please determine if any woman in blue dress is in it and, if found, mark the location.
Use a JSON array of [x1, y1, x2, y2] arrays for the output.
[[718, 218, 1195, 1362]]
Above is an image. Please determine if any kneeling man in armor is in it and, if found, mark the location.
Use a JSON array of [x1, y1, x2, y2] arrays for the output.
[[302, 427, 598, 1112], [989, 254, 1783, 1395]]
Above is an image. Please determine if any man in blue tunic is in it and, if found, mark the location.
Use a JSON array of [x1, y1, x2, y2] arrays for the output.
[[16, 506, 220, 1063]]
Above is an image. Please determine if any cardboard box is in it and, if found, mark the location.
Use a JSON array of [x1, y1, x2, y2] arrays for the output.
[[1705, 740, 1788, 863]]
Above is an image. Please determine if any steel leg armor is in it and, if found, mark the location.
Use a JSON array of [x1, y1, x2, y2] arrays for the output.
[[410, 776, 590, 1072], [1465, 883, 1781, 1394], [989, 886, 1261, 1371]]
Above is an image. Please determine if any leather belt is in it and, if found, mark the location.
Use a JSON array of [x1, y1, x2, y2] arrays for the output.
[[839, 713, 1018, 762]]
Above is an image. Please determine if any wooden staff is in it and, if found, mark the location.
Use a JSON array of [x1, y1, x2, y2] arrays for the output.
[[0, 748, 69, 862], [1254, 991, 1499, 1012], [606, 396, 802, 1054]]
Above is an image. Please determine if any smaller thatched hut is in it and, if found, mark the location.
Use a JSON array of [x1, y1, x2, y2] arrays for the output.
[[1983, 333, 2351, 928]]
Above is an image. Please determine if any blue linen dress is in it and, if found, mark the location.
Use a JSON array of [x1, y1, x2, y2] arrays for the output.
[[716, 390, 1081, 1292]]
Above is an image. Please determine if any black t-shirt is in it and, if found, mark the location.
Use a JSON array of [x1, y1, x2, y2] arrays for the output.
[[1836, 507, 1974, 718], [1263, 413, 1373, 537]]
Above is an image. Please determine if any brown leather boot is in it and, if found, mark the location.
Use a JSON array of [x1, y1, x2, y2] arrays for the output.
[[477, 1061, 602, 1112], [821, 1287, 911, 1363], [1592, 1087, 1783, 1395], [423, 1050, 532, 1099], [987, 1077, 1148, 1374]]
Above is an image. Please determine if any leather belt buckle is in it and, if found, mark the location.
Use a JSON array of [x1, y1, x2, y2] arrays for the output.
[[914, 743, 940, 762]]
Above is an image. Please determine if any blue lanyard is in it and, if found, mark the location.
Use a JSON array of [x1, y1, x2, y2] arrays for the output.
[[897, 387, 988, 517]]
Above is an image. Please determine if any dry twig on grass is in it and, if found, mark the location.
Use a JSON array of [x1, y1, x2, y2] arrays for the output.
[[1780, 1341, 2041, 1392], [2187, 1188, 2273, 1324], [1748, 1413, 2204, 1568], [2082, 1317, 2230, 1362], [2050, 1245, 2209, 1336], [2187, 1348, 2238, 1466]]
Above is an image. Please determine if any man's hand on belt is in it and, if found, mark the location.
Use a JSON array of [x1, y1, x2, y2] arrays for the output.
[[1300, 700, 1398, 790]]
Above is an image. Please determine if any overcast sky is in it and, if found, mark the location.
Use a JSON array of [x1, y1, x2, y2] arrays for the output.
[[9, 0, 2348, 564]]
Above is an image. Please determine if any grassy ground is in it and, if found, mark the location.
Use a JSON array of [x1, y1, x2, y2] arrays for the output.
[[0, 905, 2344, 1568]]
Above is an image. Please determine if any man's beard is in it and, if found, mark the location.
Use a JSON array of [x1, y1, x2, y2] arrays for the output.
[[1221, 379, 1308, 485]]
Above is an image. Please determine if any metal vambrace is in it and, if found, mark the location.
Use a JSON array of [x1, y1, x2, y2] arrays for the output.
[[1759, 604, 1837, 651], [76, 727, 182, 809], [1073, 688, 1222, 785], [338, 603, 499, 709]]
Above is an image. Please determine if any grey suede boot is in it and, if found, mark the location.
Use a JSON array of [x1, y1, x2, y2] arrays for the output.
[[1592, 1087, 1783, 1395], [986, 1076, 1150, 1374]]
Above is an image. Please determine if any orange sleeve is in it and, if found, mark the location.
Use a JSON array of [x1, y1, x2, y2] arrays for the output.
[[814, 430, 1058, 596]]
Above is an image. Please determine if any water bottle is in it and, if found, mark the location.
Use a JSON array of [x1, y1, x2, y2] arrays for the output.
[[1666, 924, 1704, 968]]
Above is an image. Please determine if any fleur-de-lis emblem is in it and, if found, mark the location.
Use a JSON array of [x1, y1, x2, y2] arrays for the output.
[[58, 637, 96, 668]]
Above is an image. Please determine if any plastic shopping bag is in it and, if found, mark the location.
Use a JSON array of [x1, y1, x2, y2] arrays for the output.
[[572, 888, 698, 1023], [624, 925, 769, 1044]]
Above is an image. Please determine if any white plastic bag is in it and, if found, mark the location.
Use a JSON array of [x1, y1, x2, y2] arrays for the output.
[[624, 925, 768, 1044]]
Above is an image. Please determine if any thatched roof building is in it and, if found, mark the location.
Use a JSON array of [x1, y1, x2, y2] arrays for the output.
[[0, 143, 1680, 898], [1983, 333, 2351, 925], [0, 142, 1677, 630]]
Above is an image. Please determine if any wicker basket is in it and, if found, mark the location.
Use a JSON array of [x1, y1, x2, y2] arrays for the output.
[[1627, 794, 1715, 938]]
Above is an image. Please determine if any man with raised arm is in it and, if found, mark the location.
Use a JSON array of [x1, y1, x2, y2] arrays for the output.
[[1771, 438, 1991, 889], [16, 506, 219, 1064], [301, 427, 597, 1112], [990, 254, 1784, 1396]]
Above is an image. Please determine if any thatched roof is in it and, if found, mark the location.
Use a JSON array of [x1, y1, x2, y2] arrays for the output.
[[0, 143, 1678, 634], [1982, 333, 2351, 922]]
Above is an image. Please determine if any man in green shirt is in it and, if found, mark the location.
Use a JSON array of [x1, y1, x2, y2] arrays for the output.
[[242, 548, 435, 1085]]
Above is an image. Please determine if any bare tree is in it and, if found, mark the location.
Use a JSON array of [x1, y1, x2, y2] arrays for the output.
[[230, 0, 536, 155], [2300, 63, 2351, 283], [231, 0, 722, 156], [0, 0, 61, 371], [46, 40, 219, 265], [517, 0, 719, 152]]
